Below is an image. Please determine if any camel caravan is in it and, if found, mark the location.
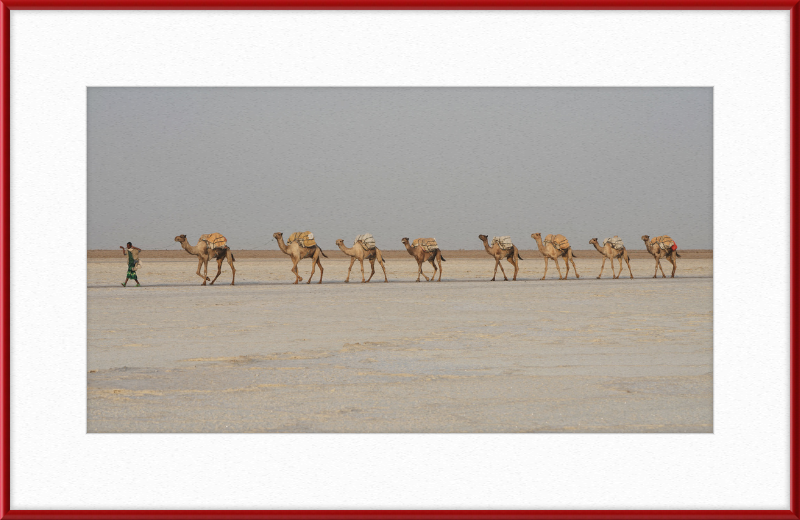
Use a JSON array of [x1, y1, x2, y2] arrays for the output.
[[166, 231, 684, 285]]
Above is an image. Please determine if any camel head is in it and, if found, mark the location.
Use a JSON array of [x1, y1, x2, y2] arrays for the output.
[[531, 233, 541, 240], [401, 237, 410, 245], [335, 239, 344, 246], [273, 232, 283, 241], [478, 234, 488, 241], [174, 234, 187, 243], [589, 238, 599, 245], [641, 235, 650, 242]]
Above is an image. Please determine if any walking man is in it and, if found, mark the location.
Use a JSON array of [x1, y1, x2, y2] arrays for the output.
[[120, 242, 141, 287]]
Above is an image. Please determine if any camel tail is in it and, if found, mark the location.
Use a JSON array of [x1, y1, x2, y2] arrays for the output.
[[441, 255, 447, 262], [319, 247, 328, 258], [518, 253, 524, 260], [676, 252, 682, 258]]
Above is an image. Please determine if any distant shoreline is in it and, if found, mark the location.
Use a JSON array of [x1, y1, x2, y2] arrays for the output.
[[90, 249, 713, 260]]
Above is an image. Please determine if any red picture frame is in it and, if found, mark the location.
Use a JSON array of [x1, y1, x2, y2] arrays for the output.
[[0, 3, 796, 519]]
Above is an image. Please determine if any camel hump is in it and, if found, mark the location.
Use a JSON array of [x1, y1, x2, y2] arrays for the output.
[[200, 233, 227, 250], [355, 233, 376, 250], [412, 238, 438, 251], [289, 231, 316, 247], [493, 236, 513, 250]]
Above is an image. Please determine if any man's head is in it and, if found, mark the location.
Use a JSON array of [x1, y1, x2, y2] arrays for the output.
[[126, 242, 132, 249]]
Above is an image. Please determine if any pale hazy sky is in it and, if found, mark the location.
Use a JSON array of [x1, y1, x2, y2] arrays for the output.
[[88, 87, 712, 250]]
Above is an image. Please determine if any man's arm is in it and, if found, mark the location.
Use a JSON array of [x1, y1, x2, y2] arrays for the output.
[[132, 246, 141, 251]]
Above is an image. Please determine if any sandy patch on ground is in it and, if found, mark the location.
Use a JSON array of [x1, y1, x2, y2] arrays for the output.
[[88, 257, 712, 433]]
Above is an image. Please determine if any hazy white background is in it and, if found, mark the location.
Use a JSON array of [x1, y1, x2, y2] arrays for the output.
[[88, 87, 712, 250]]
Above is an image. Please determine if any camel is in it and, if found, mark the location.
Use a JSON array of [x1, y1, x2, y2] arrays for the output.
[[401, 237, 445, 282], [589, 238, 633, 279], [273, 232, 328, 284], [530, 233, 580, 280], [174, 234, 236, 286], [336, 239, 388, 283], [642, 235, 681, 278], [477, 235, 523, 281]]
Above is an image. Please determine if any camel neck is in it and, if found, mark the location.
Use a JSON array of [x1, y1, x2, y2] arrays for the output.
[[181, 241, 198, 255], [276, 237, 290, 255]]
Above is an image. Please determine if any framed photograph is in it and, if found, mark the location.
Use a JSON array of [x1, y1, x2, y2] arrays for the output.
[[2, 2, 796, 518]]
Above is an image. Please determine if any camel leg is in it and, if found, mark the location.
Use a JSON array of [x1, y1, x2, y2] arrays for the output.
[[508, 256, 518, 281], [307, 254, 322, 284], [417, 261, 429, 282], [317, 257, 324, 284], [625, 255, 634, 279], [436, 256, 442, 282], [380, 260, 388, 282], [656, 256, 666, 278], [344, 257, 355, 283], [497, 258, 508, 281], [209, 257, 223, 285], [366, 258, 376, 282], [228, 251, 236, 285], [554, 257, 564, 280], [307, 257, 316, 284], [491, 258, 499, 281], [196, 257, 208, 285], [292, 259, 302, 284], [541, 257, 549, 280], [428, 259, 437, 282], [569, 252, 579, 279], [597, 257, 606, 279], [669, 253, 677, 278]]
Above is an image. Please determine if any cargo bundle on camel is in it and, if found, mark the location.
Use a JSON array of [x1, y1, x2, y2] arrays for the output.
[[530, 233, 580, 280], [355, 233, 376, 250], [174, 233, 236, 286], [287, 231, 317, 248], [200, 233, 227, 251], [478, 234, 524, 281], [642, 235, 681, 278], [589, 237, 633, 279], [273, 231, 327, 284], [335, 234, 388, 283], [402, 237, 446, 282]]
